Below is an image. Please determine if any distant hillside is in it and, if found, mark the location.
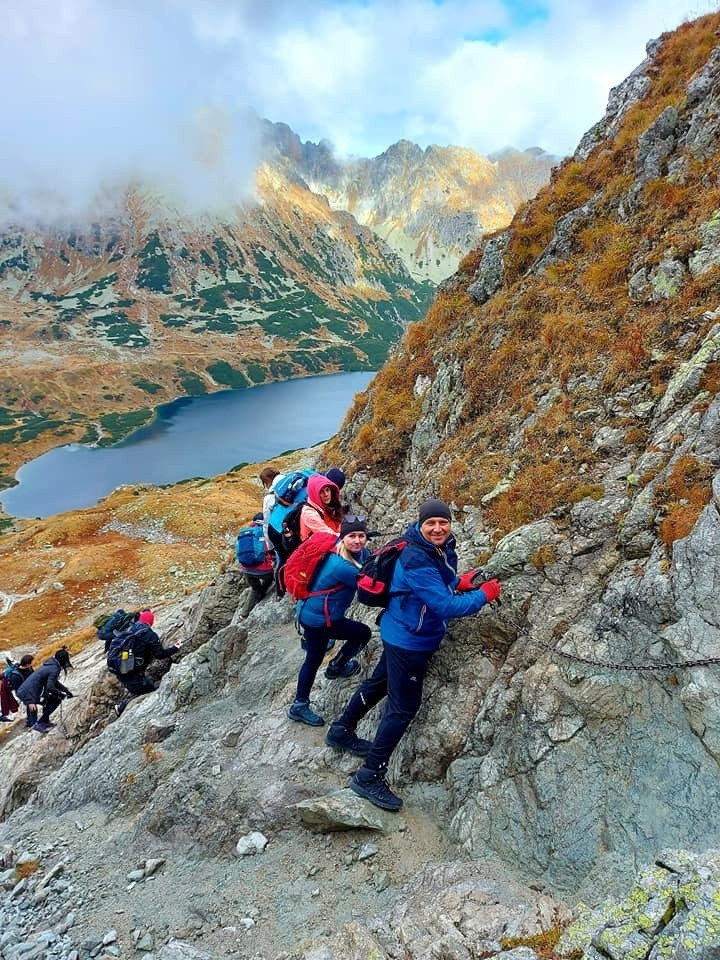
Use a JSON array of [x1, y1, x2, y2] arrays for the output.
[[0, 165, 433, 484]]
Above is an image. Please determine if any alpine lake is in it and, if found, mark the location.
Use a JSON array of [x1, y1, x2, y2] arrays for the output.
[[0, 371, 374, 519]]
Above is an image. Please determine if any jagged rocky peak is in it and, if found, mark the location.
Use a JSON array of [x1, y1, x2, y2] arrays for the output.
[[257, 115, 556, 282]]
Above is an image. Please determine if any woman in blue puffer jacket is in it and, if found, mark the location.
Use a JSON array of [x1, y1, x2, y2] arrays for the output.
[[287, 516, 371, 728], [327, 499, 502, 811]]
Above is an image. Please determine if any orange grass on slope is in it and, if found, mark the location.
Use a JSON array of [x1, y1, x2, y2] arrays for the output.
[[0, 449, 316, 655]]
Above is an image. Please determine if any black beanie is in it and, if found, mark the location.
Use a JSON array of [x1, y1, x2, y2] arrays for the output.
[[418, 499, 452, 524], [340, 516, 367, 538]]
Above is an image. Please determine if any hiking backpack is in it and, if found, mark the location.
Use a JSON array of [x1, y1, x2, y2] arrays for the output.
[[97, 609, 138, 650], [273, 469, 315, 507], [356, 537, 409, 608], [278, 503, 305, 559], [267, 471, 315, 544], [3, 663, 23, 691], [280, 532, 341, 602], [106, 623, 142, 676], [235, 523, 268, 569]]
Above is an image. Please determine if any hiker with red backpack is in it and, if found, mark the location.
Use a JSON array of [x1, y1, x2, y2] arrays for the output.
[[286, 516, 372, 728], [327, 499, 502, 812]]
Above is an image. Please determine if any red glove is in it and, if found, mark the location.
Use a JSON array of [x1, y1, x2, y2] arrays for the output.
[[478, 579, 502, 603], [456, 569, 481, 592]]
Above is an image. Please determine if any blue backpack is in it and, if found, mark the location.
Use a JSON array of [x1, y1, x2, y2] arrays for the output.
[[235, 523, 268, 569], [106, 622, 147, 676], [268, 470, 315, 535], [3, 663, 24, 691]]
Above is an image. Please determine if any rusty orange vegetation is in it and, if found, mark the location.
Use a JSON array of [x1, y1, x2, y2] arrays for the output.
[[0, 450, 314, 656]]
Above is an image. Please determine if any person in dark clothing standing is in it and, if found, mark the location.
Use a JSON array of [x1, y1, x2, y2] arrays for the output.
[[112, 610, 183, 717], [4, 655, 35, 726], [328, 499, 502, 812], [287, 516, 372, 728], [16, 648, 74, 734]]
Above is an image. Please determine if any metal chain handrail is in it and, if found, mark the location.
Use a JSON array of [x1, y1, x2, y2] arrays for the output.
[[495, 606, 720, 673]]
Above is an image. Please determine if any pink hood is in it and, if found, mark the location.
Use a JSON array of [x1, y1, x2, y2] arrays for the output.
[[307, 473, 339, 510]]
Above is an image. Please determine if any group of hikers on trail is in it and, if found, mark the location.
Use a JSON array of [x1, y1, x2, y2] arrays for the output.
[[1, 648, 73, 733], [2, 460, 501, 814], [237, 465, 502, 811]]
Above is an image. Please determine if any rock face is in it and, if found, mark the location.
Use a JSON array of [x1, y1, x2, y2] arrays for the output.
[[330, 10, 720, 899], [272, 132, 556, 283]]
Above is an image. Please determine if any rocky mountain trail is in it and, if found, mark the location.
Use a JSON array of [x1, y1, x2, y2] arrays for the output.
[[0, 568, 560, 960]]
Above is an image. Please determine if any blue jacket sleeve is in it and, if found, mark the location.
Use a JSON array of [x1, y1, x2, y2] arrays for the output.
[[401, 561, 488, 620]]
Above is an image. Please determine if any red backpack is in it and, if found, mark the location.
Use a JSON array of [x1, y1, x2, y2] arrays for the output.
[[280, 532, 341, 602]]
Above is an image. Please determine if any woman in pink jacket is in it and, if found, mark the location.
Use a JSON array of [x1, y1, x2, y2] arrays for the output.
[[299, 474, 343, 541]]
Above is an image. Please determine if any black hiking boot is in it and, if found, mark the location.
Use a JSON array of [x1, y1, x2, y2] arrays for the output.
[[349, 767, 403, 811], [325, 722, 372, 757], [325, 657, 360, 680]]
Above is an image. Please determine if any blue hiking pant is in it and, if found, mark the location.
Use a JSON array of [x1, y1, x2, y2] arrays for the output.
[[296, 618, 371, 703], [337, 641, 433, 771]]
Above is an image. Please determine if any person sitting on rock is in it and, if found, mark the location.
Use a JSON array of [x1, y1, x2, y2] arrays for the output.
[[328, 499, 502, 812], [287, 516, 372, 729], [3, 655, 35, 727], [112, 610, 183, 717], [16, 647, 74, 734]]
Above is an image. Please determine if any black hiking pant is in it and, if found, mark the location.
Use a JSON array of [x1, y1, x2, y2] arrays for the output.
[[267, 526, 289, 596], [337, 642, 433, 771], [296, 618, 371, 703], [116, 672, 157, 713], [39, 692, 63, 724]]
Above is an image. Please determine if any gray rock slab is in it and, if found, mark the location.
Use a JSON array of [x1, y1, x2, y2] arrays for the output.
[[295, 790, 400, 832]]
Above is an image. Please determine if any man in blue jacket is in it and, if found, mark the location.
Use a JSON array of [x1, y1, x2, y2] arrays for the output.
[[328, 499, 501, 812]]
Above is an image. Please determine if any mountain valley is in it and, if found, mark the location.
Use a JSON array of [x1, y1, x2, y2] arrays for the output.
[[4, 11, 720, 960], [0, 120, 553, 493]]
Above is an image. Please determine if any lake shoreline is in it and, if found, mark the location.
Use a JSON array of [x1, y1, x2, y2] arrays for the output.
[[0, 371, 374, 520]]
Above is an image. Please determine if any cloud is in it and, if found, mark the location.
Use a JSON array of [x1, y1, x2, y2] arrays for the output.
[[0, 0, 259, 225], [0, 0, 718, 225]]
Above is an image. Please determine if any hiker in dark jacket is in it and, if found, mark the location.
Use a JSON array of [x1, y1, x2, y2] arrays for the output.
[[287, 517, 371, 728], [3, 656, 35, 726], [16, 648, 74, 734], [328, 499, 502, 812], [113, 610, 183, 717]]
